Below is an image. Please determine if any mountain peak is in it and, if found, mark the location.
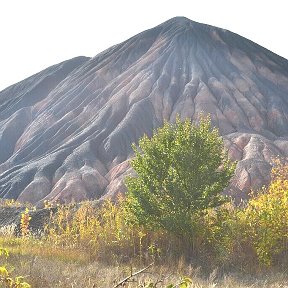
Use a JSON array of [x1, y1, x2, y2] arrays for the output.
[[154, 16, 219, 42], [162, 16, 199, 29], [168, 16, 192, 23]]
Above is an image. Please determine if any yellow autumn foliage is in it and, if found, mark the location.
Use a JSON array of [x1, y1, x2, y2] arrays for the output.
[[242, 159, 288, 265], [1, 159, 288, 274], [44, 197, 165, 262]]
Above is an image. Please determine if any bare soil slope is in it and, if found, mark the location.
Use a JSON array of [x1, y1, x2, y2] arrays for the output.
[[1, 17, 288, 204]]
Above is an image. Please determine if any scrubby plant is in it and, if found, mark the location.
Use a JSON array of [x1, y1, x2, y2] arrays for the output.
[[0, 200, 34, 209], [0, 247, 31, 287], [241, 159, 288, 265], [202, 158, 288, 267], [125, 116, 235, 242], [0, 225, 16, 237], [20, 208, 31, 237], [44, 198, 159, 262]]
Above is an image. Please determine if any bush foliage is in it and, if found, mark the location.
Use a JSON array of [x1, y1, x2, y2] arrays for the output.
[[125, 117, 235, 239], [242, 159, 288, 265]]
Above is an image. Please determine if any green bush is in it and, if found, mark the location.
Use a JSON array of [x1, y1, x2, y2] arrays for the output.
[[125, 116, 235, 241]]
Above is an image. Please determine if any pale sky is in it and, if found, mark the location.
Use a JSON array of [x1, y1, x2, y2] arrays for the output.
[[0, 0, 287, 91]]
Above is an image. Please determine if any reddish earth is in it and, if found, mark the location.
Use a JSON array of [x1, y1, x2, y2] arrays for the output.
[[0, 17, 288, 205]]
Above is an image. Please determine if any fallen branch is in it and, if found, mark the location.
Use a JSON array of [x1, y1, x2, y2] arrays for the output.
[[113, 262, 154, 287]]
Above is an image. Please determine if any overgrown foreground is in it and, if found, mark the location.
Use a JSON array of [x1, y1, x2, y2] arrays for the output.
[[1, 161, 288, 287]]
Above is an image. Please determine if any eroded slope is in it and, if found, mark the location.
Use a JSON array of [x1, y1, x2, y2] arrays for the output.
[[1, 17, 288, 204]]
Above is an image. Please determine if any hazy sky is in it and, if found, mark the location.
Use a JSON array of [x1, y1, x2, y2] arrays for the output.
[[0, 0, 287, 91]]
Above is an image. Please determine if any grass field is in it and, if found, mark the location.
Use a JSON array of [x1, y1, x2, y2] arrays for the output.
[[1, 242, 288, 287]]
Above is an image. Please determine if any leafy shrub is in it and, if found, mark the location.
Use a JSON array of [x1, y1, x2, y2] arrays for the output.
[[242, 159, 288, 265], [125, 116, 235, 242], [45, 198, 157, 262], [203, 159, 288, 267]]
